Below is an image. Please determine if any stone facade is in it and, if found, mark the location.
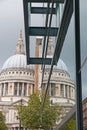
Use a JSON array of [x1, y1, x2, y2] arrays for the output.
[[0, 32, 75, 130]]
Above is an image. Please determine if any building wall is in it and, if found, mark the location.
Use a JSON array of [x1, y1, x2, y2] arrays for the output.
[[83, 98, 87, 130]]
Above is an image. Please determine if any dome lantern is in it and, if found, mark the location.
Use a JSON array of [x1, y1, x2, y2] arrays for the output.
[[16, 30, 25, 55]]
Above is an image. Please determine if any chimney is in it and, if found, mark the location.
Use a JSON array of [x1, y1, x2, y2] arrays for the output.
[[34, 37, 42, 92]]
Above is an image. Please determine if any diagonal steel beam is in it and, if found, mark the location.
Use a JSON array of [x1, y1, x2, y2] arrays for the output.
[[23, 0, 30, 63], [41, 0, 73, 116], [74, 0, 83, 129], [54, 0, 73, 63]]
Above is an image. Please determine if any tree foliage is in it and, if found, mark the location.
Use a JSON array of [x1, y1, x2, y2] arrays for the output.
[[17, 91, 63, 130], [61, 117, 76, 130], [0, 111, 8, 130]]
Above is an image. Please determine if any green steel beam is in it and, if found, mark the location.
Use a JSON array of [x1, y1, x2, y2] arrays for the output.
[[41, 0, 73, 115], [23, 0, 30, 63], [28, 58, 53, 65], [27, 0, 64, 3], [28, 27, 58, 36], [31, 7, 56, 14], [54, 0, 73, 63]]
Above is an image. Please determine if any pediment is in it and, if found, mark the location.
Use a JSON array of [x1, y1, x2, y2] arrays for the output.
[[11, 99, 28, 106]]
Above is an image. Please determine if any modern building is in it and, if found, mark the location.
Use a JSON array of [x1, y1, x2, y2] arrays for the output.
[[83, 98, 87, 130], [0, 32, 75, 130]]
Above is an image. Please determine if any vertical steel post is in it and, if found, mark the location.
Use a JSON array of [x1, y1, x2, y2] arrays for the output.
[[74, 0, 83, 130]]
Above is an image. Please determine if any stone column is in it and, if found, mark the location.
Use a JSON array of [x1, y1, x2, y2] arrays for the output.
[[69, 86, 71, 98], [67, 85, 69, 98], [27, 83, 28, 96], [31, 84, 34, 94], [22, 83, 24, 96], [59, 84, 60, 96], [3, 83, 5, 96], [28, 83, 31, 96], [0, 84, 1, 96], [64, 84, 66, 97], [49, 83, 51, 96], [12, 83, 14, 96]]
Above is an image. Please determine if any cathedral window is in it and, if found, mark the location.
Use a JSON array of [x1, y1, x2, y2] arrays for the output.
[[65, 85, 67, 97], [5, 83, 8, 95], [62, 74, 64, 76], [32, 84, 34, 94], [1, 83, 4, 96], [55, 86, 59, 96], [51, 83, 55, 96], [14, 83, 17, 95], [24, 83, 27, 96], [69, 86, 71, 98], [60, 84, 64, 97], [19, 83, 22, 96], [9, 85, 12, 93]]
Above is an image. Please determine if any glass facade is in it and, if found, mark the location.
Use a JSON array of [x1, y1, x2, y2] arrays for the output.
[[80, 0, 87, 129]]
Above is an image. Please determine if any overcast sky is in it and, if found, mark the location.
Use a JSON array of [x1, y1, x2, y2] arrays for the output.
[[0, 0, 87, 98], [0, 0, 25, 69]]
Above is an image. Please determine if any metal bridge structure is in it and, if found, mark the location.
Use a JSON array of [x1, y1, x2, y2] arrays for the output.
[[23, 0, 83, 129]]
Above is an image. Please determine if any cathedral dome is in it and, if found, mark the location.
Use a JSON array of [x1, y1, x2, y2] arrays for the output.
[[2, 31, 33, 71], [46, 55, 68, 72], [54, 59, 68, 72], [2, 54, 33, 70]]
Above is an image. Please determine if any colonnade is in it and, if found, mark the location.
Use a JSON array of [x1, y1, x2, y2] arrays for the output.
[[43, 83, 75, 99], [10, 127, 27, 130], [0, 82, 34, 96]]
